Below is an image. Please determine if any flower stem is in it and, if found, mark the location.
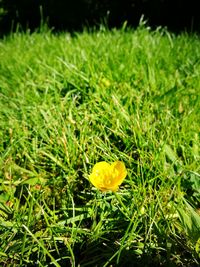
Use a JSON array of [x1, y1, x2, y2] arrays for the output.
[[114, 192, 130, 219]]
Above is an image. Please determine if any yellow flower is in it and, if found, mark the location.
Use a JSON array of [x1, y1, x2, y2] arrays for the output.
[[89, 161, 127, 192]]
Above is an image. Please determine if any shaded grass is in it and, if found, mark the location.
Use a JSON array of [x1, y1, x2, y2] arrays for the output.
[[0, 25, 200, 266]]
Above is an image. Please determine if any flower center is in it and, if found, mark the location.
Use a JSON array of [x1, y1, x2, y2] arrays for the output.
[[105, 179, 111, 185]]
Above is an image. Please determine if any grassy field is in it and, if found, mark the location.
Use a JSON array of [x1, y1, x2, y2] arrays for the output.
[[0, 24, 200, 266]]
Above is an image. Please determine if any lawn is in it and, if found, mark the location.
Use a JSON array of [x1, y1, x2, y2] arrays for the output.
[[0, 24, 200, 266]]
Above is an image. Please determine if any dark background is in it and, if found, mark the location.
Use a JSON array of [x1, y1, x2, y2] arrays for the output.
[[0, 0, 199, 35]]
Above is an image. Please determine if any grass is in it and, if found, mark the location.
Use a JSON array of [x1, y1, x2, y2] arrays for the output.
[[0, 24, 200, 266]]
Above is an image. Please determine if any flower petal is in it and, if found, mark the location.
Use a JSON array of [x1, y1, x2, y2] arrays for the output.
[[92, 161, 110, 172], [111, 161, 127, 185], [89, 172, 103, 189], [89, 161, 110, 190]]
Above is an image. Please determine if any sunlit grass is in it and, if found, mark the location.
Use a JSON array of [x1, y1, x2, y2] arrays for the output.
[[0, 24, 200, 266]]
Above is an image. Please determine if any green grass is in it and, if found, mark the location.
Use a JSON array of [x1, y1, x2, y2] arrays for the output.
[[0, 24, 200, 266]]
